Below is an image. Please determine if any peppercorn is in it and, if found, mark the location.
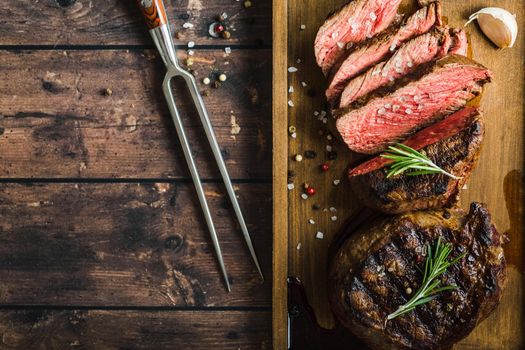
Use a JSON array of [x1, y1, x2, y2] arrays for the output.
[[327, 150, 338, 160], [288, 125, 296, 134], [312, 203, 321, 210], [215, 24, 225, 33], [320, 163, 329, 172], [244, 0, 252, 8], [306, 187, 316, 196], [221, 30, 231, 39], [304, 150, 316, 159], [186, 58, 194, 66], [218, 73, 227, 82], [203, 77, 211, 85], [294, 154, 303, 162]]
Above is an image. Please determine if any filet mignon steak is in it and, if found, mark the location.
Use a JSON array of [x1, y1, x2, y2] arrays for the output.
[[328, 202, 507, 350], [314, 0, 402, 76], [335, 55, 492, 154], [348, 107, 484, 214], [326, 2, 442, 105]]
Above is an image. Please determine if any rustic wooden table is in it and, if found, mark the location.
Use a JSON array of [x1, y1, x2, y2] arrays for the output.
[[0, 1, 272, 348]]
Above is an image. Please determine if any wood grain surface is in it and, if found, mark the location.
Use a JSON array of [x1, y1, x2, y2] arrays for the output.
[[0, 183, 270, 306], [281, 0, 525, 348], [0, 0, 271, 46], [0, 49, 271, 179], [0, 0, 272, 348], [0, 309, 271, 349]]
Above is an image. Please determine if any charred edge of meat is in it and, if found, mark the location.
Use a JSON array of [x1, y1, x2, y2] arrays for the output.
[[349, 113, 485, 214], [328, 203, 506, 350]]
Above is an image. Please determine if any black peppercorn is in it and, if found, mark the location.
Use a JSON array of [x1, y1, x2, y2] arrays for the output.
[[304, 150, 317, 159], [327, 151, 338, 160]]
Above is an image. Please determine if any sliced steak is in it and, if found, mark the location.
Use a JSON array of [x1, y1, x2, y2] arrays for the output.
[[329, 202, 507, 350], [338, 27, 467, 107], [315, 0, 402, 76], [326, 2, 441, 103], [348, 108, 484, 214], [335, 55, 492, 154]]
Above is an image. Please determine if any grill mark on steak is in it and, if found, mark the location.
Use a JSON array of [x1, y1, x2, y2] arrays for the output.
[[335, 55, 492, 155], [336, 27, 466, 107], [328, 203, 506, 350], [326, 2, 441, 101], [348, 109, 484, 214], [315, 0, 402, 75]]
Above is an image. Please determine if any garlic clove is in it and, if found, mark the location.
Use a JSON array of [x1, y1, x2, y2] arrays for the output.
[[465, 7, 518, 49]]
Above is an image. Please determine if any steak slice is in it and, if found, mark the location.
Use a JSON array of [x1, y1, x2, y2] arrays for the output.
[[326, 2, 441, 103], [448, 28, 468, 56], [348, 108, 484, 214], [328, 203, 507, 350], [335, 55, 492, 154], [314, 0, 402, 76], [338, 27, 466, 107]]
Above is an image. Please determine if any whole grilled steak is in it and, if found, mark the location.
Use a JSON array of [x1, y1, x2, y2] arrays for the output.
[[326, 2, 441, 104], [314, 0, 402, 76], [336, 55, 492, 154], [348, 108, 484, 214], [338, 27, 466, 107], [328, 203, 507, 350]]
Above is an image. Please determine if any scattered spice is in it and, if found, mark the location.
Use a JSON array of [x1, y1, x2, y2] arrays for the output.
[[333, 179, 340, 186], [244, 0, 252, 8], [186, 58, 194, 66], [296, 242, 302, 250], [312, 204, 321, 210], [320, 163, 329, 172], [327, 151, 338, 160], [221, 30, 231, 39], [203, 77, 211, 85], [188, 41, 195, 48], [218, 73, 227, 82], [300, 24, 306, 30], [301, 193, 308, 200], [288, 66, 298, 73], [294, 154, 303, 162], [331, 215, 338, 222], [288, 125, 297, 134], [304, 150, 317, 159], [316, 232, 324, 240], [306, 187, 316, 196], [287, 183, 295, 190], [288, 100, 295, 107], [308, 219, 315, 225]]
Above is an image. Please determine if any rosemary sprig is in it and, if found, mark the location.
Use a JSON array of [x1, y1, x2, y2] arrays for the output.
[[386, 237, 465, 321], [380, 143, 461, 180]]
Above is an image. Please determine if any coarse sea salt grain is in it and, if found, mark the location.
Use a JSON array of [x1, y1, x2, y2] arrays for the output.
[[316, 232, 324, 239], [389, 42, 397, 52], [333, 179, 340, 186], [301, 81, 307, 87], [287, 183, 295, 190], [326, 145, 333, 152], [331, 215, 338, 222], [308, 219, 315, 225], [296, 242, 302, 250], [288, 67, 298, 73], [289, 86, 294, 93], [291, 132, 297, 139], [288, 100, 294, 107], [182, 22, 194, 29], [300, 24, 306, 30], [225, 47, 232, 54], [378, 107, 386, 115], [337, 42, 345, 49], [405, 108, 413, 114], [301, 193, 308, 200], [188, 41, 195, 48], [329, 207, 337, 212], [370, 12, 377, 20], [188, 50, 194, 56], [296, 58, 302, 64]]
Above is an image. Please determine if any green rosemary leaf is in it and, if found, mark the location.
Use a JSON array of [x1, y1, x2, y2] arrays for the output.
[[380, 143, 461, 180], [386, 237, 464, 322]]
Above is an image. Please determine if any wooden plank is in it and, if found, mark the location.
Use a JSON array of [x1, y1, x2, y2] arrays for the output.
[[0, 309, 271, 349], [272, 0, 289, 348], [0, 182, 271, 307], [0, 0, 271, 46], [0, 49, 271, 179], [283, 0, 525, 348]]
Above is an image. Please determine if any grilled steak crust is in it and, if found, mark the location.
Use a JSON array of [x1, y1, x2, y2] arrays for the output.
[[335, 55, 492, 154], [314, 0, 402, 76], [326, 2, 441, 105], [349, 108, 484, 214], [328, 203, 507, 350], [338, 26, 464, 107]]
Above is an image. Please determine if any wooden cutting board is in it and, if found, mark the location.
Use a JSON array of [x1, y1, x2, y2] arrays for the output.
[[273, 0, 524, 348]]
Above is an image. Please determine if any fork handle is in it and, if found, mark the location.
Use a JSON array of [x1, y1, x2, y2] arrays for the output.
[[137, 0, 167, 29]]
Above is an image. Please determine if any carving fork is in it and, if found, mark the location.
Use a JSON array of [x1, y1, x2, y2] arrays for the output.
[[137, 0, 263, 291]]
